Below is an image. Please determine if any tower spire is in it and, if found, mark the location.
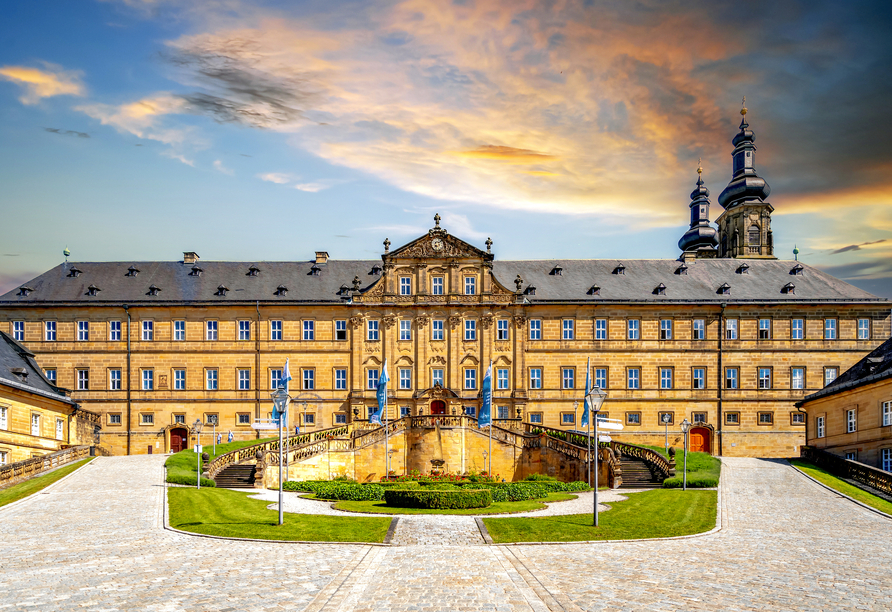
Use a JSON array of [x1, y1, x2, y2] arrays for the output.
[[678, 159, 718, 257]]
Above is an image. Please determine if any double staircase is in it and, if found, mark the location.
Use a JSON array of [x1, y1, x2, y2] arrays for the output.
[[213, 464, 256, 489]]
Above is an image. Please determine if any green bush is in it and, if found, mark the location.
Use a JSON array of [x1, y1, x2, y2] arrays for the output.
[[283, 481, 385, 500], [384, 488, 492, 509], [662, 474, 719, 488], [524, 473, 558, 482], [376, 481, 420, 489], [419, 483, 461, 490], [167, 472, 216, 488], [662, 451, 721, 488]]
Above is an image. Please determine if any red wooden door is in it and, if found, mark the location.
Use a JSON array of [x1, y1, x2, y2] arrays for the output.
[[170, 428, 187, 453], [430, 400, 446, 415], [689, 427, 711, 453]]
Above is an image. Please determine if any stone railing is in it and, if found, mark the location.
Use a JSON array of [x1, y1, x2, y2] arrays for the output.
[[526, 424, 608, 450], [0, 445, 91, 488], [610, 440, 674, 481], [800, 446, 892, 496]]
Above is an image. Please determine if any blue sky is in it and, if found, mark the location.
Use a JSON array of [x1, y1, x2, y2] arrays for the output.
[[2, 0, 891, 297]]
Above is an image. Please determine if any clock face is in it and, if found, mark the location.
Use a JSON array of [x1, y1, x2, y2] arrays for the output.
[[431, 238, 444, 251]]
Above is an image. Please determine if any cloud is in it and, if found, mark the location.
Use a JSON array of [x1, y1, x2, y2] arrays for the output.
[[44, 127, 90, 138], [75, 94, 189, 145], [0, 63, 85, 104], [294, 182, 328, 192], [162, 150, 194, 166], [213, 159, 233, 175], [830, 239, 887, 255], [457, 145, 558, 163], [257, 172, 295, 184]]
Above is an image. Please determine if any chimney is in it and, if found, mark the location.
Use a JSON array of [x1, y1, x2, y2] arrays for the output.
[[183, 252, 200, 265], [315, 251, 329, 264]]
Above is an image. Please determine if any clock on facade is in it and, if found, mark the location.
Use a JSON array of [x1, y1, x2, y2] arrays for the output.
[[431, 238, 444, 251]]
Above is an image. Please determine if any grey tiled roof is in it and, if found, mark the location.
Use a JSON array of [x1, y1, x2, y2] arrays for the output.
[[0, 258, 883, 304], [799, 337, 892, 404], [0, 330, 75, 405]]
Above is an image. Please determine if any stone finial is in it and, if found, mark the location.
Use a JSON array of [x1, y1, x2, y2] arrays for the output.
[[383, 238, 391, 253], [485, 237, 493, 253], [352, 275, 362, 290], [434, 213, 441, 228], [514, 275, 524, 292], [741, 96, 747, 116]]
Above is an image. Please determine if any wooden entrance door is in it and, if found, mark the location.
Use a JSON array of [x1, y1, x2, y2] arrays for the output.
[[430, 400, 446, 415], [170, 428, 188, 453], [689, 427, 711, 454]]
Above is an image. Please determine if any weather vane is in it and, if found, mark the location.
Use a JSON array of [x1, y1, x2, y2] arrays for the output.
[[697, 157, 703, 175], [741, 96, 747, 116]]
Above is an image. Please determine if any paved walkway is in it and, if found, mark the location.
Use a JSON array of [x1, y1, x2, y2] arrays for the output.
[[0, 455, 889, 611]]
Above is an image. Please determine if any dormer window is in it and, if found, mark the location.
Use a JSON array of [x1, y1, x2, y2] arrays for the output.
[[10, 367, 27, 381], [675, 263, 688, 275], [717, 283, 730, 295], [550, 265, 563, 276], [126, 265, 139, 277], [654, 283, 666, 296], [215, 285, 229, 296], [524, 286, 537, 296], [587, 284, 601, 296], [790, 264, 804, 276], [309, 264, 321, 276], [189, 265, 203, 277], [782, 282, 795, 294], [147, 285, 161, 296], [247, 265, 260, 277], [67, 267, 82, 278], [275, 285, 287, 296], [86, 285, 100, 297], [736, 263, 750, 274], [338, 284, 349, 295], [17, 286, 33, 297], [613, 263, 625, 275], [370, 264, 382, 275]]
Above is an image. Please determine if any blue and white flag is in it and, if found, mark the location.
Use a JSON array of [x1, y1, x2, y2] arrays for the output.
[[581, 357, 591, 428], [273, 359, 293, 424], [371, 360, 389, 425], [282, 358, 292, 391], [227, 430, 233, 443], [478, 361, 493, 427]]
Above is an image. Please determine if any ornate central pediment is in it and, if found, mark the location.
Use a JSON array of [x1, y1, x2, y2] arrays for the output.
[[386, 214, 493, 262]]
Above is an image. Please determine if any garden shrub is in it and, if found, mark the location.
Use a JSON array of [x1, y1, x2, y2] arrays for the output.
[[377, 481, 420, 489], [524, 473, 558, 482], [283, 481, 385, 500], [167, 472, 216, 488], [384, 488, 492, 509], [419, 483, 461, 490]]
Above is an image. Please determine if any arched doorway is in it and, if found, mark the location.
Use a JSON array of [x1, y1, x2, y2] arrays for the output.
[[689, 427, 711, 454], [430, 400, 446, 415], [170, 427, 188, 453]]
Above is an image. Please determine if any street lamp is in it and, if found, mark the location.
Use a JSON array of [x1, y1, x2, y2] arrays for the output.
[[573, 400, 579, 431], [482, 450, 488, 475], [680, 418, 691, 491], [661, 413, 672, 455], [192, 419, 203, 490], [388, 448, 396, 478], [587, 386, 607, 527], [271, 388, 291, 526]]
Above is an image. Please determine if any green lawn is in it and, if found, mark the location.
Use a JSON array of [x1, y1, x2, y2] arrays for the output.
[[164, 437, 275, 487], [790, 459, 892, 516], [168, 487, 392, 542], [483, 489, 717, 543], [0, 457, 94, 508], [330, 491, 578, 515]]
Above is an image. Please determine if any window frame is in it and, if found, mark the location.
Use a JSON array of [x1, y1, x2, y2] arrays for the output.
[[529, 319, 542, 340], [12, 321, 24, 341], [725, 367, 739, 390], [367, 368, 379, 390], [659, 319, 672, 340], [627, 319, 640, 340], [173, 320, 186, 341], [174, 369, 186, 391], [399, 368, 411, 390], [432, 319, 444, 341], [816, 415, 825, 438], [529, 412, 543, 424], [431, 368, 444, 387], [206, 368, 218, 391], [238, 320, 251, 341], [77, 320, 89, 342], [496, 319, 509, 341], [140, 413, 154, 426], [627, 367, 640, 390], [464, 276, 476, 295], [791, 318, 804, 340], [758, 412, 774, 425], [791, 367, 805, 390], [846, 408, 857, 433], [529, 368, 542, 390], [431, 276, 444, 295], [562, 319, 575, 340], [367, 320, 379, 341], [303, 320, 315, 341], [302, 368, 314, 390], [758, 367, 772, 390], [725, 319, 738, 340], [109, 320, 122, 342], [625, 412, 641, 426], [335, 319, 347, 341], [270, 369, 283, 390], [399, 319, 412, 341], [45, 320, 57, 341], [692, 319, 705, 340], [561, 367, 575, 390], [77, 369, 89, 391], [857, 318, 870, 340], [791, 412, 805, 426], [205, 320, 218, 341], [30, 413, 40, 436], [561, 412, 576, 426], [824, 318, 837, 340], [335, 368, 347, 391], [497, 368, 509, 390], [399, 276, 411, 295], [660, 367, 673, 390], [824, 367, 839, 386], [595, 318, 607, 340], [464, 319, 476, 341], [692, 367, 706, 390], [238, 368, 250, 391], [464, 367, 477, 390], [594, 367, 607, 390], [883, 401, 892, 427], [758, 318, 771, 340], [109, 369, 122, 391], [726, 412, 740, 425], [270, 320, 283, 341]]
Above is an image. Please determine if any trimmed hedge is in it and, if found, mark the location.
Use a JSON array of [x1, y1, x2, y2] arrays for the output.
[[384, 488, 492, 509], [283, 481, 385, 501], [166, 472, 216, 488], [377, 481, 420, 489]]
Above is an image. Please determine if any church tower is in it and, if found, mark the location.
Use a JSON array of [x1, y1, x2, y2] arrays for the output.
[[715, 101, 776, 259], [678, 160, 718, 260]]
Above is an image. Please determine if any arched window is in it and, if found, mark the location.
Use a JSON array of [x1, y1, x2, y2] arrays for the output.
[[748, 224, 761, 245]]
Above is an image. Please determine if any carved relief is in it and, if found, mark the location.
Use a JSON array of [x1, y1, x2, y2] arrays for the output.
[[415, 315, 430, 326], [429, 344, 445, 353], [448, 315, 461, 329], [494, 343, 510, 352], [479, 315, 493, 329], [363, 342, 381, 352], [350, 316, 364, 329], [389, 233, 484, 259], [428, 356, 447, 364], [513, 315, 527, 328], [382, 315, 397, 329]]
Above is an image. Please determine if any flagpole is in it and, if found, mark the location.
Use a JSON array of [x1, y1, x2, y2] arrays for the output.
[[384, 382, 389, 479], [593, 411, 599, 527]]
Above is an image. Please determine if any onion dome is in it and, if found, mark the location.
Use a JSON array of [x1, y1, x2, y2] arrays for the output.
[[718, 102, 771, 209], [678, 162, 718, 253]]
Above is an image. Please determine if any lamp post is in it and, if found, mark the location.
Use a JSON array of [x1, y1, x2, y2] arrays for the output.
[[587, 386, 607, 527], [212, 418, 217, 456], [661, 413, 671, 455], [680, 418, 691, 491], [271, 388, 291, 526], [388, 448, 396, 479], [482, 450, 488, 475], [193, 419, 203, 490], [573, 400, 579, 431]]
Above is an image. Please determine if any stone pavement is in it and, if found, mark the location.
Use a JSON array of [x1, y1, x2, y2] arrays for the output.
[[0, 455, 889, 611]]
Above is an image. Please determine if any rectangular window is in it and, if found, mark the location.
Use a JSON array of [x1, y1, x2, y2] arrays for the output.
[[174, 414, 185, 425], [497, 319, 509, 341], [627, 319, 639, 340], [824, 319, 837, 340], [270, 320, 283, 341], [142, 370, 153, 390], [758, 367, 772, 389], [335, 319, 347, 341], [791, 318, 804, 340], [432, 319, 444, 341], [791, 412, 805, 425], [400, 320, 412, 341], [595, 368, 607, 389], [726, 412, 740, 425], [464, 368, 477, 390], [367, 369, 379, 389], [562, 368, 574, 389], [12, 321, 24, 341], [693, 412, 707, 424], [758, 412, 774, 425], [658, 412, 674, 425], [109, 413, 121, 425], [725, 319, 737, 340], [882, 448, 891, 472], [302, 369, 314, 390], [399, 368, 411, 390], [562, 319, 574, 340], [824, 367, 838, 386], [846, 409, 857, 433], [303, 413, 315, 425], [141, 413, 154, 425], [56, 418, 64, 440], [398, 406, 409, 418], [173, 320, 185, 341], [845, 451, 857, 461], [106, 320, 120, 342], [529, 368, 542, 389], [141, 320, 153, 341], [529, 413, 543, 424], [335, 369, 347, 390], [497, 368, 509, 390], [595, 319, 607, 340], [464, 277, 476, 295], [883, 401, 891, 427], [45, 321, 57, 341], [759, 318, 771, 340], [0, 406, 6, 430], [367, 320, 379, 341], [174, 369, 186, 390], [31, 414, 40, 436], [77, 321, 89, 341], [303, 320, 315, 341], [660, 319, 672, 340], [562, 413, 575, 426], [431, 276, 444, 295], [857, 318, 870, 340], [270, 369, 283, 390], [626, 412, 641, 426], [238, 369, 250, 390], [399, 277, 411, 295], [45, 369, 56, 384], [627, 368, 640, 390], [692, 368, 706, 390], [77, 369, 89, 391], [464, 320, 476, 341], [816, 416, 825, 438], [464, 406, 476, 417], [791, 367, 805, 390], [206, 369, 218, 391], [660, 368, 673, 389], [726, 367, 738, 389], [238, 413, 251, 425], [529, 319, 541, 340], [206, 320, 218, 341], [497, 406, 511, 420], [335, 413, 348, 424], [109, 369, 121, 391], [692, 319, 705, 340], [432, 368, 444, 387], [238, 320, 251, 341]]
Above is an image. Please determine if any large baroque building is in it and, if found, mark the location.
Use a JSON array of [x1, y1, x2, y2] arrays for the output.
[[1, 111, 889, 458]]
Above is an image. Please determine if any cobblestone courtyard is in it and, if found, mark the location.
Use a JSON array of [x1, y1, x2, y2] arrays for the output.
[[0, 455, 889, 611]]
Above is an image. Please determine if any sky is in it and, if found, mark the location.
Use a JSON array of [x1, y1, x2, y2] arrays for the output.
[[1, 0, 891, 298]]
